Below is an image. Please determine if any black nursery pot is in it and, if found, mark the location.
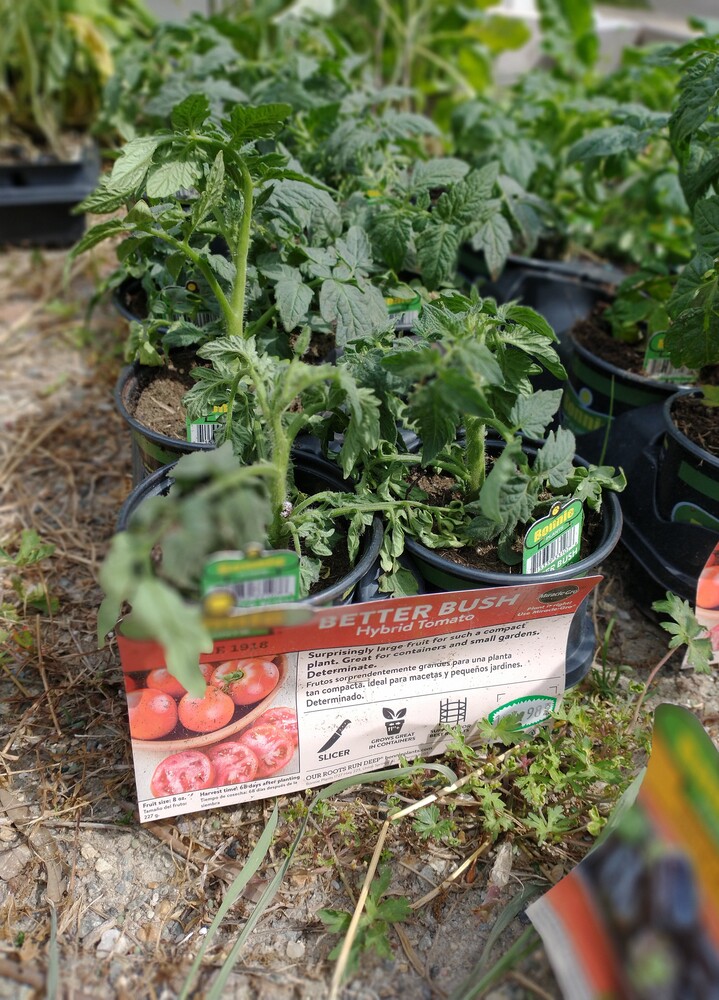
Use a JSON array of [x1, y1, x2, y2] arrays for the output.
[[402, 444, 623, 688], [115, 363, 214, 486], [656, 390, 719, 531], [116, 452, 384, 607], [0, 143, 100, 247], [561, 333, 682, 439]]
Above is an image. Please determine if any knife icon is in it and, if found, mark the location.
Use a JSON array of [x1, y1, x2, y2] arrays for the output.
[[318, 719, 352, 753]]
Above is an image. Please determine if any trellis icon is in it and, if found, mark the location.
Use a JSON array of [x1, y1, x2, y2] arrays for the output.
[[439, 698, 467, 726]]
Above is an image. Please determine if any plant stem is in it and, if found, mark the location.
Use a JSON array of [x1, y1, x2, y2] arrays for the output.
[[228, 158, 254, 338], [465, 416, 486, 500], [629, 647, 678, 731]]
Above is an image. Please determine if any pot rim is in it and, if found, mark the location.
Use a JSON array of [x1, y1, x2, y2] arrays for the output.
[[115, 456, 384, 606], [663, 387, 719, 468], [114, 362, 215, 454], [569, 330, 684, 396]]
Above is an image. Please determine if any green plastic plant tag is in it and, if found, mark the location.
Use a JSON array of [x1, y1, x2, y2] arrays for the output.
[[186, 404, 227, 445], [523, 499, 584, 575], [642, 332, 695, 383], [201, 548, 301, 610], [385, 292, 421, 331]]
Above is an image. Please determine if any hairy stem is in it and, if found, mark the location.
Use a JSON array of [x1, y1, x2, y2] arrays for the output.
[[465, 416, 486, 500]]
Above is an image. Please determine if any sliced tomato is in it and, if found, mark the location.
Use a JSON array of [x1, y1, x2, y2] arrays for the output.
[[150, 750, 214, 797], [239, 723, 295, 777], [206, 741, 259, 786], [254, 707, 298, 746]]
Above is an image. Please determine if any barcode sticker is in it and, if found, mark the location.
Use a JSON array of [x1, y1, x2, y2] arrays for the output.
[[643, 332, 695, 383], [188, 422, 218, 445], [523, 500, 584, 575], [201, 549, 301, 611]]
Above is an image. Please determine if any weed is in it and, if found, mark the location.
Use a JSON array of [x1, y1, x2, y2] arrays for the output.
[[318, 867, 411, 979]]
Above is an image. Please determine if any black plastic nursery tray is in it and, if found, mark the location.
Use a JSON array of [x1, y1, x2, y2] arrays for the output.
[[0, 143, 100, 247]]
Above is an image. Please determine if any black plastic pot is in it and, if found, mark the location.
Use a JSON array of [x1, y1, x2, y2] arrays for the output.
[[117, 452, 384, 607], [0, 142, 100, 246], [401, 443, 624, 688], [115, 363, 214, 486], [578, 400, 718, 604], [112, 277, 146, 325], [657, 389, 719, 529], [561, 332, 683, 441]]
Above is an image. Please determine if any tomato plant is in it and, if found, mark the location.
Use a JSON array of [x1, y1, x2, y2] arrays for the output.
[[239, 723, 295, 777], [206, 741, 259, 786], [178, 686, 235, 733], [255, 707, 298, 746], [150, 750, 215, 797], [127, 689, 178, 740], [211, 658, 280, 706]]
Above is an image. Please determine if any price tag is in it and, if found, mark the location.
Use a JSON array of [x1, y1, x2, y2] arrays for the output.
[[386, 292, 422, 331], [201, 547, 301, 610], [523, 500, 584, 575], [186, 403, 227, 445]]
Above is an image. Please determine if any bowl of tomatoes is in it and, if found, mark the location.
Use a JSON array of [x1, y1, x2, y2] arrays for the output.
[[126, 654, 289, 751]]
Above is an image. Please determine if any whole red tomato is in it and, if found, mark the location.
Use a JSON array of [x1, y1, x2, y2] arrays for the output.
[[150, 750, 214, 797], [147, 667, 186, 699], [178, 687, 235, 733], [206, 741, 259, 786], [255, 707, 298, 746], [239, 723, 295, 777], [211, 659, 280, 706], [128, 689, 178, 740]]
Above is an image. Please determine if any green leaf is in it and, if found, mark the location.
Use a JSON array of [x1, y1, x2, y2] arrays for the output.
[[409, 383, 459, 463], [146, 160, 201, 198], [275, 279, 313, 332], [470, 212, 512, 279], [68, 219, 129, 259], [567, 125, 650, 164], [128, 579, 213, 697], [317, 909, 351, 935], [170, 94, 211, 132], [415, 223, 461, 289], [319, 280, 389, 347], [533, 428, 576, 488], [411, 158, 470, 192], [652, 592, 714, 674], [478, 443, 532, 528], [509, 390, 562, 440], [191, 151, 225, 228], [224, 103, 291, 141], [370, 210, 411, 274], [108, 136, 160, 195]]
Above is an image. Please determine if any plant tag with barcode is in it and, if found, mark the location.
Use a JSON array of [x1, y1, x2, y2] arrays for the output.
[[186, 404, 227, 445], [523, 500, 584, 575], [201, 547, 301, 610], [386, 292, 421, 332], [642, 332, 695, 383]]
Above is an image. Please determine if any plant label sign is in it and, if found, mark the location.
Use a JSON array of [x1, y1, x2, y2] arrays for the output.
[[117, 576, 600, 823], [528, 704, 719, 999]]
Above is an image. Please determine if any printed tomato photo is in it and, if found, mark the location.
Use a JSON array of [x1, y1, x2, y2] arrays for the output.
[[206, 741, 259, 786], [146, 667, 187, 699], [150, 750, 215, 797], [239, 723, 295, 777], [255, 707, 298, 746], [211, 658, 280, 706], [178, 687, 235, 733], [128, 689, 178, 740]]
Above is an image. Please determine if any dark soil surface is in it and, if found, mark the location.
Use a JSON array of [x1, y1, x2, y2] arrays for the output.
[[573, 307, 648, 376], [671, 395, 719, 458], [132, 372, 193, 440]]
